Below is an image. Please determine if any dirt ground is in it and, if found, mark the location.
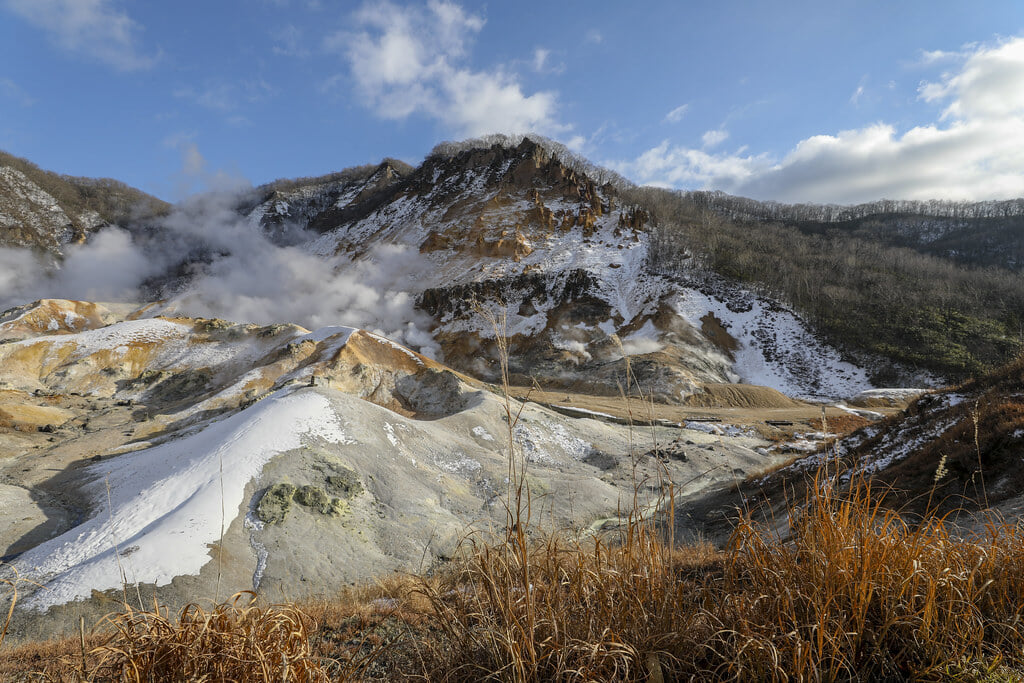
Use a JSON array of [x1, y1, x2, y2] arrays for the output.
[[507, 382, 907, 440]]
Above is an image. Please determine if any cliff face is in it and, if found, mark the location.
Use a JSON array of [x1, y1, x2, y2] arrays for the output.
[[0, 166, 92, 252]]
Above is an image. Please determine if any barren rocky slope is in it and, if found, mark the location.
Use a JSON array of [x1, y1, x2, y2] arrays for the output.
[[0, 299, 788, 642], [0, 140, 941, 643]]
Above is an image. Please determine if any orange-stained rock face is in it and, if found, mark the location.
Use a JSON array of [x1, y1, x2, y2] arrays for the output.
[[419, 230, 451, 253], [0, 299, 114, 340], [0, 299, 480, 426], [472, 229, 533, 261]]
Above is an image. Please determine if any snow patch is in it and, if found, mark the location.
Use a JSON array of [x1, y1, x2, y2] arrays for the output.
[[674, 285, 873, 400], [553, 405, 616, 420], [851, 388, 927, 403], [514, 420, 590, 463], [16, 389, 352, 610], [471, 425, 495, 441]]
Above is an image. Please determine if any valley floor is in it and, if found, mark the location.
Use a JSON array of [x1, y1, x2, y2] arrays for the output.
[[506, 384, 901, 439]]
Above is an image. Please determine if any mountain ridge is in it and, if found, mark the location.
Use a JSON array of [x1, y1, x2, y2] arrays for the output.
[[0, 149, 168, 254]]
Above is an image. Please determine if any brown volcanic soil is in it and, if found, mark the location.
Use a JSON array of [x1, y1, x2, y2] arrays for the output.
[[506, 382, 902, 439]]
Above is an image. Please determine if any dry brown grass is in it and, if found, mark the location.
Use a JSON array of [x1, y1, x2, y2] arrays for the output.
[[86, 592, 334, 682], [809, 412, 871, 436], [0, 591, 368, 682], [408, 472, 1024, 681], [7, 475, 1024, 681]]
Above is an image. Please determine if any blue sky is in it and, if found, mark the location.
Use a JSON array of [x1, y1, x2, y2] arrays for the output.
[[2, 0, 1023, 203]]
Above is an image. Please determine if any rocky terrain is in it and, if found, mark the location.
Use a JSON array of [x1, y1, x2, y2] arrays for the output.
[[0, 298, 799, 641], [0, 139, 944, 642], [227, 139, 880, 402]]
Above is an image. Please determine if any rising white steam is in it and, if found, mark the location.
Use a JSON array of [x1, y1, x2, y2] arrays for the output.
[[0, 184, 441, 358]]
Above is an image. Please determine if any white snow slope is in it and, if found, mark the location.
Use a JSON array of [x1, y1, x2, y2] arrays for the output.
[[15, 389, 350, 611]]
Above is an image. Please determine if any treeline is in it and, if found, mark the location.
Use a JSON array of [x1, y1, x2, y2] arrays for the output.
[[627, 186, 1024, 381], [686, 190, 1024, 223], [684, 191, 1024, 272], [0, 149, 169, 225]]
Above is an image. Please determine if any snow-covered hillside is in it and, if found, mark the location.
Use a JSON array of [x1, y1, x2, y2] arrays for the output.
[[238, 138, 877, 402]]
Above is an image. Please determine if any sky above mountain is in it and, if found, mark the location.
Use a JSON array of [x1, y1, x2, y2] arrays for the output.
[[2, 0, 1023, 204]]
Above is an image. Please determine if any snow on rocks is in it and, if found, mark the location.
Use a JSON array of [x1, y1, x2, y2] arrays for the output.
[[673, 282, 873, 401], [834, 403, 885, 421], [15, 389, 352, 610], [19, 318, 191, 359], [850, 388, 928, 404]]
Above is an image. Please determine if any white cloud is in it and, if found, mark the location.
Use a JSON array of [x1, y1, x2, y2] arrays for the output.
[[663, 103, 689, 123], [272, 24, 309, 58], [614, 36, 1024, 203], [849, 84, 865, 104], [564, 135, 586, 152], [919, 38, 1024, 121], [2, 0, 155, 71], [531, 47, 564, 74], [533, 48, 550, 72], [330, 0, 564, 138], [617, 139, 770, 190], [585, 29, 603, 44], [701, 128, 729, 148], [916, 43, 976, 65]]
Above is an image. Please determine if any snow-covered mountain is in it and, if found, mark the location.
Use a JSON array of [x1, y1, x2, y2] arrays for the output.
[[228, 138, 877, 402], [0, 139, 931, 639]]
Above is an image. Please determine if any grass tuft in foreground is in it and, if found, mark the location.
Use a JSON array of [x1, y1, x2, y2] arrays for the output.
[[411, 475, 1024, 681], [85, 592, 332, 682]]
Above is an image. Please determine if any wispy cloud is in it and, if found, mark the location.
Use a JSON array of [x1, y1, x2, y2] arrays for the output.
[[849, 76, 866, 105], [1, 0, 156, 71], [328, 0, 567, 138], [663, 103, 689, 124], [916, 43, 977, 65], [174, 79, 275, 112], [531, 47, 565, 74], [533, 48, 550, 71], [614, 36, 1024, 203], [0, 77, 34, 106], [272, 24, 309, 58], [701, 128, 728, 148]]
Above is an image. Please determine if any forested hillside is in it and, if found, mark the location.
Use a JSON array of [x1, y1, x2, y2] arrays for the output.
[[0, 150, 168, 227], [687, 190, 1024, 271], [632, 186, 1024, 382]]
